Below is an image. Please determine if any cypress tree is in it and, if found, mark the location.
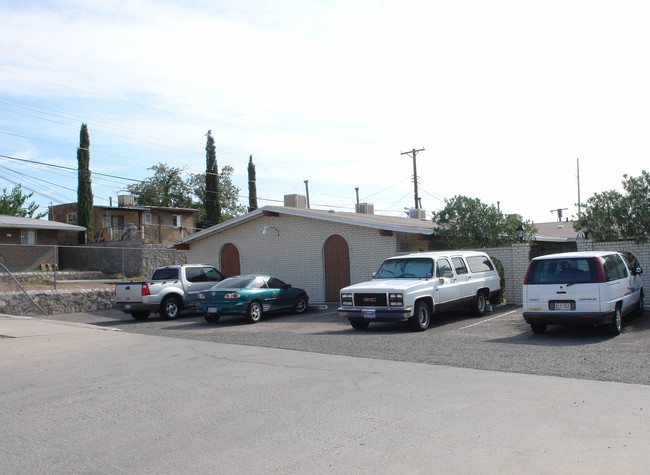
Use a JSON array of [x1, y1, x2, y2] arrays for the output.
[[205, 130, 220, 225], [76, 123, 94, 243], [248, 155, 258, 212]]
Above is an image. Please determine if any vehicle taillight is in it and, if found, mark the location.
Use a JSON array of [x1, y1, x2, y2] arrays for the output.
[[595, 258, 607, 283], [142, 284, 151, 296], [225, 293, 240, 299], [523, 262, 533, 284]]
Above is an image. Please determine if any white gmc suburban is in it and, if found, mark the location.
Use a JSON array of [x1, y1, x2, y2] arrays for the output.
[[338, 251, 501, 331]]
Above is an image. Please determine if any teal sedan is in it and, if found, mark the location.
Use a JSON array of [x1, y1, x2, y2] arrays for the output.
[[197, 275, 309, 324]]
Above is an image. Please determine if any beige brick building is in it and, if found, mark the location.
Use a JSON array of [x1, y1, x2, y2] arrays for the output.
[[173, 196, 438, 303]]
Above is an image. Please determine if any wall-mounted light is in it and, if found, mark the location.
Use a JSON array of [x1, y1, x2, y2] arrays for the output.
[[516, 224, 525, 243], [262, 225, 279, 237]]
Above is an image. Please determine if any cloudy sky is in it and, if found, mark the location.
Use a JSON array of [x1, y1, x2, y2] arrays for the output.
[[2, 0, 649, 226]]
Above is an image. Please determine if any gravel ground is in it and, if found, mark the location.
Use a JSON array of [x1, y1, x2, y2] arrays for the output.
[[44, 305, 650, 386]]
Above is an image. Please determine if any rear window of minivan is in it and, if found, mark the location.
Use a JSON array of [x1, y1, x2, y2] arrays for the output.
[[526, 257, 598, 285]]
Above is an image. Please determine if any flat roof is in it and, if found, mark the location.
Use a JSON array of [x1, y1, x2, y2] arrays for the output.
[[0, 214, 86, 231]]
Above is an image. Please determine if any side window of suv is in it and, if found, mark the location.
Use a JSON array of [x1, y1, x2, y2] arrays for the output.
[[451, 257, 468, 275], [436, 258, 453, 278]]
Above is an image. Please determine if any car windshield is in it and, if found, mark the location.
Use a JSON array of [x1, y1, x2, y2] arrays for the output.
[[527, 258, 598, 285], [375, 258, 433, 279], [210, 275, 255, 289]]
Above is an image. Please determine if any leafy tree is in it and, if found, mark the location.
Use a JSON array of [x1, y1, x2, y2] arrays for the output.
[[248, 154, 258, 212], [204, 130, 220, 225], [432, 195, 536, 248], [77, 123, 94, 243], [126, 163, 194, 208], [576, 171, 650, 242], [190, 165, 246, 226], [0, 184, 47, 219]]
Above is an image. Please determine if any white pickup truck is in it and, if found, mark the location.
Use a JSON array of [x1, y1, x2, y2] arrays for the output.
[[338, 251, 501, 331], [114, 264, 226, 320]]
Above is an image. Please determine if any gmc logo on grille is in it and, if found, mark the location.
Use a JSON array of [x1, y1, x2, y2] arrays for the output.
[[363, 297, 376, 303]]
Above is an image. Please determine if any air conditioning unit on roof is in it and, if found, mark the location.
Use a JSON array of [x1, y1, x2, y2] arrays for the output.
[[356, 203, 374, 214], [118, 195, 135, 207], [284, 194, 307, 208]]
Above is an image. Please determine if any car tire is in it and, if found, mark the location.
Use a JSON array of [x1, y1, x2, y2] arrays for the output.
[[472, 291, 488, 317], [607, 306, 622, 335], [130, 311, 150, 320], [530, 323, 547, 334], [245, 301, 263, 323], [350, 320, 369, 330], [293, 295, 308, 314], [204, 314, 221, 323], [160, 296, 182, 320], [409, 300, 431, 332]]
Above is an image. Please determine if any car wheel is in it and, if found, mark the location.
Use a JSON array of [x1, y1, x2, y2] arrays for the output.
[[350, 320, 369, 330], [161, 296, 181, 320], [530, 323, 547, 334], [130, 311, 150, 320], [607, 306, 622, 335], [293, 295, 308, 314], [472, 291, 487, 317], [246, 301, 263, 323], [204, 314, 221, 323], [409, 300, 431, 332]]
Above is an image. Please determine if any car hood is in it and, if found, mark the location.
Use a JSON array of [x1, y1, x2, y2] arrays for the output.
[[342, 278, 433, 292]]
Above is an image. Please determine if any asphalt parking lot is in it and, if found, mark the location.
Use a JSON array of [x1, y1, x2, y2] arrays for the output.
[[48, 304, 650, 386]]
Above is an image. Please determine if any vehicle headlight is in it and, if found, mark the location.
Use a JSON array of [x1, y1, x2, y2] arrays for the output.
[[340, 293, 353, 306], [388, 293, 403, 307]]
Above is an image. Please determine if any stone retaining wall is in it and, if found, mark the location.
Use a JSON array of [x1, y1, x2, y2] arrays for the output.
[[8, 271, 104, 283], [0, 288, 114, 316]]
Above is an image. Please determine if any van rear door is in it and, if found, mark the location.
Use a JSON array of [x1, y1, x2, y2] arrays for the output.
[[524, 257, 601, 314]]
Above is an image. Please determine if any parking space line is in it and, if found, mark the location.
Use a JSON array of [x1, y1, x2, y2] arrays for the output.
[[459, 310, 518, 330]]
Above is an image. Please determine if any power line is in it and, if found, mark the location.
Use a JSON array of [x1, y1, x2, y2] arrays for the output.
[[0, 154, 144, 183]]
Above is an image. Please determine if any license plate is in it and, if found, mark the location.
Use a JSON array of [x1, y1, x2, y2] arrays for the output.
[[124, 304, 131, 310], [554, 302, 572, 311], [207, 307, 218, 314], [363, 309, 376, 319]]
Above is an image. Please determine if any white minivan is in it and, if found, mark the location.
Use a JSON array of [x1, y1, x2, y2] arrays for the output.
[[522, 251, 644, 335]]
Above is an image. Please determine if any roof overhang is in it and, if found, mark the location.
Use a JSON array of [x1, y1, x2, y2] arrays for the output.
[[172, 206, 437, 248]]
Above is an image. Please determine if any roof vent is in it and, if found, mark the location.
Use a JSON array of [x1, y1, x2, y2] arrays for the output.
[[284, 194, 307, 208]]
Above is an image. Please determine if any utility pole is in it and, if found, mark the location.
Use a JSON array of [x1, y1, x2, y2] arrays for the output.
[[401, 147, 425, 209], [577, 158, 581, 219]]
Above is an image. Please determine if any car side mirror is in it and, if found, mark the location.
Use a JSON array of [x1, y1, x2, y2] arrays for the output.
[[635, 267, 643, 275]]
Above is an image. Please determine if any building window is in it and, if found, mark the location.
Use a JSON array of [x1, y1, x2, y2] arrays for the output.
[[21, 229, 36, 245], [172, 215, 182, 228], [67, 212, 77, 222], [145, 213, 152, 225]]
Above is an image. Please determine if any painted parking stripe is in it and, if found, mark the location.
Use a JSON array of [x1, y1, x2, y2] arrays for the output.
[[459, 310, 518, 330]]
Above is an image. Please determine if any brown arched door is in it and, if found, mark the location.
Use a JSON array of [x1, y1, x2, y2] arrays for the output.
[[220, 243, 241, 277], [323, 235, 350, 302]]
